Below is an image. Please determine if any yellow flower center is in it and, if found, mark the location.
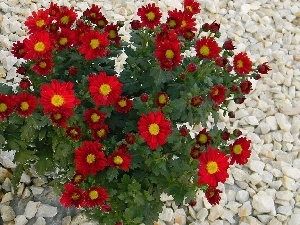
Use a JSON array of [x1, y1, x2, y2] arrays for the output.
[[146, 11, 155, 21], [109, 30, 116, 39], [20, 102, 29, 111], [200, 45, 210, 56], [89, 190, 98, 200], [91, 113, 100, 123], [39, 61, 47, 68], [59, 37, 68, 46], [53, 113, 61, 120], [165, 50, 175, 59], [51, 94, 65, 107], [90, 12, 96, 18], [70, 129, 78, 136], [99, 84, 111, 96], [158, 94, 167, 104], [236, 60, 244, 68], [113, 156, 123, 165], [209, 190, 215, 198], [36, 19, 45, 27], [34, 41, 46, 52], [118, 99, 127, 107], [181, 20, 187, 28], [97, 129, 106, 137], [90, 39, 100, 49], [98, 20, 105, 27], [60, 15, 69, 24], [198, 134, 208, 144], [206, 161, 219, 174], [213, 89, 219, 96], [0, 103, 7, 112], [72, 193, 79, 200], [149, 123, 160, 135], [169, 20, 176, 27], [86, 154, 96, 164], [74, 174, 82, 183], [186, 6, 193, 12], [233, 144, 243, 155]]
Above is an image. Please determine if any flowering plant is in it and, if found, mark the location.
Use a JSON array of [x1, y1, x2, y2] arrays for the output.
[[0, 1, 271, 224]]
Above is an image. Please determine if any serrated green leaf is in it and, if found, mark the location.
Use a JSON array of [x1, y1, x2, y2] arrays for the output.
[[11, 164, 24, 193], [106, 168, 119, 182], [0, 83, 13, 94]]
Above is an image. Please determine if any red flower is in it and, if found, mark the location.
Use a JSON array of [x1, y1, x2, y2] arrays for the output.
[[11, 41, 26, 59], [83, 4, 102, 23], [15, 92, 37, 117], [49, 112, 68, 127], [55, 28, 77, 51], [240, 80, 252, 94], [24, 9, 51, 33], [74, 141, 107, 176], [140, 93, 149, 102], [166, 9, 184, 31], [19, 78, 31, 90], [108, 148, 133, 171], [88, 72, 122, 106], [68, 66, 78, 75], [205, 187, 222, 205], [154, 40, 182, 70], [197, 146, 230, 187], [184, 0, 201, 15], [17, 66, 26, 75], [105, 23, 121, 46], [137, 3, 162, 29], [221, 130, 230, 141], [229, 137, 251, 165], [114, 96, 133, 113], [84, 186, 109, 208], [92, 124, 109, 142], [190, 96, 204, 107], [187, 63, 197, 72], [71, 172, 85, 185], [56, 6, 77, 28], [195, 37, 221, 59], [40, 79, 80, 116], [66, 126, 82, 141], [179, 126, 189, 137], [195, 128, 211, 145], [84, 108, 106, 129], [125, 133, 136, 145], [257, 62, 271, 74], [190, 146, 201, 159], [78, 30, 109, 60], [130, 20, 142, 30], [215, 57, 228, 67], [60, 183, 85, 208], [31, 58, 54, 76], [223, 39, 235, 50], [138, 110, 172, 150], [0, 94, 15, 121], [210, 84, 227, 105], [233, 52, 252, 75], [23, 31, 54, 60], [155, 92, 169, 108], [95, 13, 108, 29]]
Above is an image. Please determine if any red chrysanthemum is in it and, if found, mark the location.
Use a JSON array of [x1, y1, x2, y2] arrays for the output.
[[31, 58, 54, 76], [19, 78, 31, 90], [40, 79, 80, 116], [15, 92, 37, 117], [105, 23, 121, 46], [92, 124, 109, 142], [137, 3, 162, 29], [197, 146, 230, 187], [56, 6, 77, 28], [78, 30, 109, 60], [155, 92, 169, 108], [71, 171, 85, 185], [195, 37, 221, 59], [24, 9, 51, 33], [108, 148, 133, 171], [88, 72, 123, 106], [210, 84, 227, 105], [190, 96, 204, 107], [229, 137, 251, 165], [66, 126, 82, 141], [205, 186, 222, 205], [55, 28, 77, 51], [223, 39, 235, 50], [166, 9, 184, 31], [74, 141, 107, 176], [125, 133, 136, 145], [23, 31, 54, 60], [190, 146, 201, 159], [49, 111, 68, 127], [11, 41, 26, 59], [154, 40, 182, 70], [178, 11, 197, 35], [233, 52, 253, 75], [184, 0, 201, 15], [83, 4, 102, 23], [114, 96, 133, 114], [138, 110, 172, 150], [240, 80, 252, 94], [0, 94, 15, 121], [257, 62, 271, 74], [195, 128, 212, 146], [95, 13, 108, 29], [84, 108, 106, 129], [60, 183, 85, 208], [84, 186, 109, 208], [75, 19, 93, 37]]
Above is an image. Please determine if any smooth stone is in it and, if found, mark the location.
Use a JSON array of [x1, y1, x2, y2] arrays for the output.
[[35, 204, 57, 218], [14, 215, 28, 225], [238, 201, 252, 217], [252, 191, 276, 214], [33, 217, 46, 225]]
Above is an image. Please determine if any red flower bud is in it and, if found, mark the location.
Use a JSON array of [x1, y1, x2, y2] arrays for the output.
[[221, 131, 230, 140], [202, 23, 210, 32], [140, 93, 149, 102], [16, 66, 26, 75], [257, 62, 271, 74], [68, 66, 78, 75], [187, 63, 197, 72], [223, 39, 235, 50], [19, 78, 31, 90], [179, 126, 189, 136], [210, 21, 220, 32], [254, 74, 261, 80], [215, 57, 228, 67], [180, 73, 186, 79], [189, 200, 197, 207], [130, 20, 142, 30], [230, 85, 239, 92], [125, 133, 136, 145]]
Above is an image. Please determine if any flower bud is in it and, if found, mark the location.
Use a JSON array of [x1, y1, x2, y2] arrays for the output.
[[210, 21, 220, 32], [215, 57, 228, 67], [130, 20, 142, 30], [180, 73, 186, 79], [189, 200, 197, 206], [221, 130, 230, 140], [179, 126, 189, 136], [187, 63, 197, 72], [202, 23, 210, 32], [235, 97, 245, 104], [254, 74, 261, 80], [68, 66, 78, 75], [228, 112, 235, 118], [223, 39, 235, 50], [230, 85, 238, 92], [257, 62, 271, 74], [233, 129, 242, 137], [125, 133, 136, 145], [19, 78, 31, 90], [17, 66, 26, 75], [140, 93, 149, 102], [101, 203, 112, 212]]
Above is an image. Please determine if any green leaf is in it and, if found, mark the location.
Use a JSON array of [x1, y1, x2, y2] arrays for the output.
[[106, 168, 119, 182], [35, 154, 54, 176], [11, 164, 24, 193], [0, 83, 13, 94]]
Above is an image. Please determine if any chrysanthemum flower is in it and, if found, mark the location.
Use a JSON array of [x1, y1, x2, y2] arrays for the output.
[[84, 108, 106, 129], [190, 146, 201, 159], [48, 2, 60, 17], [108, 148, 133, 171], [205, 186, 222, 205], [84, 186, 109, 208], [155, 92, 169, 108], [223, 39, 235, 50], [55, 28, 77, 51], [40, 79, 80, 116], [190, 96, 204, 107], [88, 72, 123, 106], [197, 146, 230, 187], [66, 126, 82, 141], [195, 128, 211, 146], [257, 62, 271, 74], [15, 92, 37, 117], [83, 4, 102, 23], [105, 23, 121, 46], [11, 41, 26, 59], [23, 31, 54, 60], [155, 40, 182, 71], [240, 80, 252, 94], [74, 141, 107, 176], [195, 37, 220, 59], [233, 52, 253, 75], [166, 9, 184, 31], [60, 183, 85, 208], [210, 84, 227, 105], [71, 171, 85, 185], [125, 133, 136, 145], [24, 9, 51, 33], [137, 3, 162, 29], [95, 13, 108, 29], [184, 0, 201, 15], [78, 30, 110, 60], [75, 19, 93, 37], [56, 6, 77, 28], [92, 124, 109, 142], [0, 94, 15, 121], [49, 111, 68, 127], [31, 58, 54, 76], [229, 137, 251, 165], [114, 96, 133, 113], [138, 110, 172, 150], [19, 78, 31, 90]]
